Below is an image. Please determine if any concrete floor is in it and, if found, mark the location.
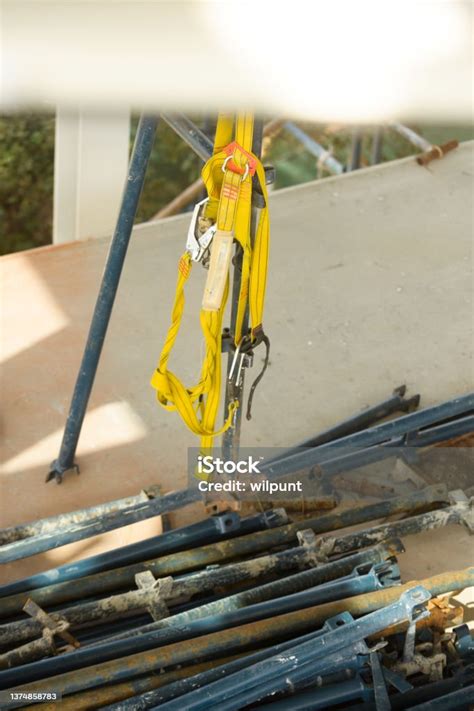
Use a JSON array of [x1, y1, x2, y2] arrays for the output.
[[1, 142, 473, 588]]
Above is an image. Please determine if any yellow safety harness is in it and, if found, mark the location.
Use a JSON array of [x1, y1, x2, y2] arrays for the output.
[[150, 113, 270, 453]]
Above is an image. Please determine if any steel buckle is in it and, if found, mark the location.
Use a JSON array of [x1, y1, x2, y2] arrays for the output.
[[186, 198, 216, 262], [228, 339, 254, 385]]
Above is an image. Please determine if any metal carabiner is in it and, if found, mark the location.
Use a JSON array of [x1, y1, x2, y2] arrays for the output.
[[186, 198, 216, 262], [229, 340, 254, 385]]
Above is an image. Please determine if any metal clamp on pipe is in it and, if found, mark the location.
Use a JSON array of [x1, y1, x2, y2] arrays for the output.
[[448, 490, 474, 532], [0, 599, 80, 670], [134, 573, 174, 621], [297, 529, 332, 566]]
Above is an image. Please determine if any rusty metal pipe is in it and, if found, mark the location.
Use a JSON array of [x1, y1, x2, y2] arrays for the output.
[[0, 509, 286, 599], [0, 485, 447, 617], [104, 648, 361, 710], [0, 531, 325, 646], [0, 542, 399, 685], [0, 491, 151, 546], [32, 656, 241, 711], [416, 140, 459, 166], [326, 491, 473, 556], [0, 489, 201, 564], [2, 568, 471, 699], [0, 620, 337, 703], [106, 541, 402, 643]]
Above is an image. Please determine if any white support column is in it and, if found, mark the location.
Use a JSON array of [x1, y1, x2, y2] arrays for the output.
[[53, 109, 130, 244]]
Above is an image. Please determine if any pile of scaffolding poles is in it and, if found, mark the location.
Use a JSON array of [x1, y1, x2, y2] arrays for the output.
[[0, 508, 472, 708], [0, 554, 472, 709], [0, 391, 473, 709]]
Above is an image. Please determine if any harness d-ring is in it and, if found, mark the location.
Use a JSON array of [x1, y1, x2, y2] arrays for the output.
[[221, 155, 250, 182]]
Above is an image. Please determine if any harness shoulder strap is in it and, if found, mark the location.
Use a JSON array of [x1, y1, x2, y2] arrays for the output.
[[150, 114, 270, 450]]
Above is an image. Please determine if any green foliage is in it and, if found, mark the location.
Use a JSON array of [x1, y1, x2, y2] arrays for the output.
[[0, 114, 55, 255], [0, 114, 203, 255], [131, 116, 202, 223]]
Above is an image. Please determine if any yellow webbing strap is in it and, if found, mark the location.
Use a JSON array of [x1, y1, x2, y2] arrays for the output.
[[150, 113, 270, 451]]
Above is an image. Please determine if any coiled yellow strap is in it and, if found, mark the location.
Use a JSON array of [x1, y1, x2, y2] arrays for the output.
[[150, 113, 270, 451]]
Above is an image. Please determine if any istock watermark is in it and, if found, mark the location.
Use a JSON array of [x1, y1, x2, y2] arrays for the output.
[[197, 454, 263, 476], [186, 445, 472, 503], [188, 448, 306, 501]]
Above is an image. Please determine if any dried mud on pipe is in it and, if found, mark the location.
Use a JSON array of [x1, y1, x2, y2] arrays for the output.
[[0, 484, 449, 617], [6, 567, 473, 698]]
